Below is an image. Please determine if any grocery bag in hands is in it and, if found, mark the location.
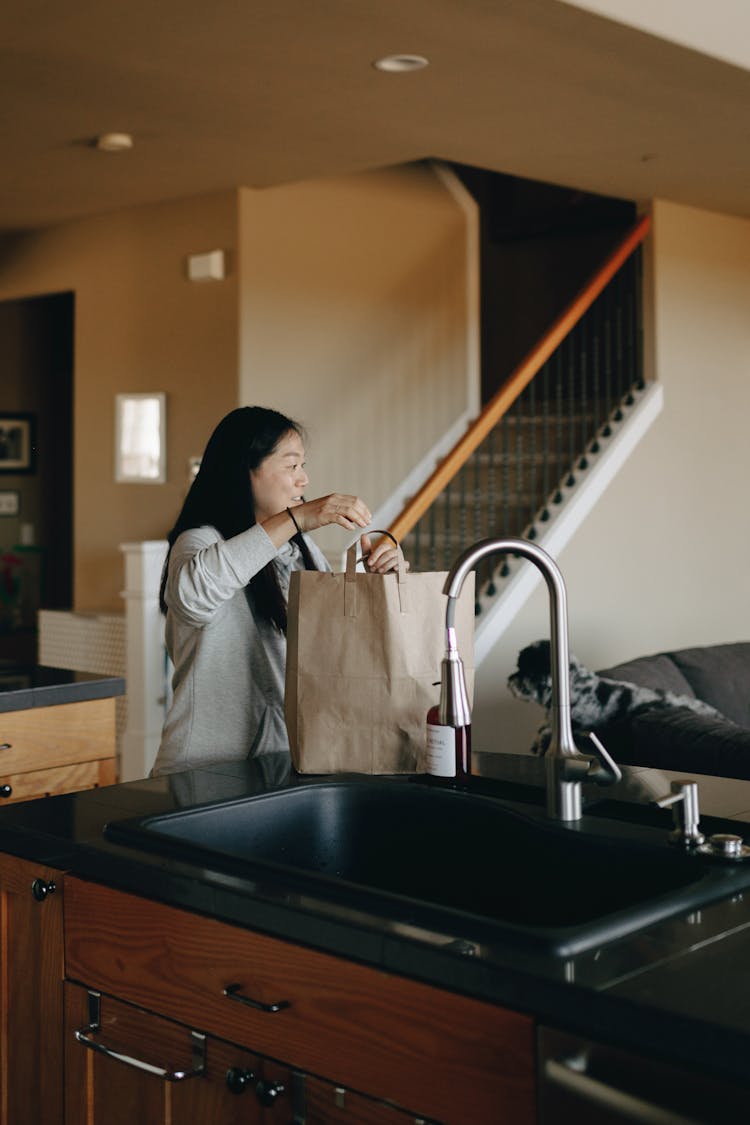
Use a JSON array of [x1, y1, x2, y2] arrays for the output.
[[285, 537, 475, 774]]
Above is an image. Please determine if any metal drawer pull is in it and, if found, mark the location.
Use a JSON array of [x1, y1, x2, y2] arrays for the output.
[[545, 1057, 704, 1125], [0, 743, 11, 751], [75, 990, 206, 1081], [223, 982, 290, 1013]]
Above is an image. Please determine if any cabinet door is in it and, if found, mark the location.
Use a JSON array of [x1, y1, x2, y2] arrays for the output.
[[0, 856, 63, 1125], [64, 983, 293, 1124]]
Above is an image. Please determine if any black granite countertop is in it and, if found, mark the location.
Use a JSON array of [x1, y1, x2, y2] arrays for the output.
[[1, 751, 750, 1091], [0, 663, 125, 713]]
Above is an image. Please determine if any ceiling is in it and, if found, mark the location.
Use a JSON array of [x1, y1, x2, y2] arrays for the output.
[[2, 0, 749, 233]]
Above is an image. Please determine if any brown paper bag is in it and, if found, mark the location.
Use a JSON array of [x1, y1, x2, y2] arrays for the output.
[[285, 539, 475, 774]]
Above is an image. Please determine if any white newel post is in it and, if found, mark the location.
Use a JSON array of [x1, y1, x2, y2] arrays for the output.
[[119, 540, 169, 781]]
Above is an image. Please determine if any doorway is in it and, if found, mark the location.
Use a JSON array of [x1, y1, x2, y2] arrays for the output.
[[0, 291, 73, 661]]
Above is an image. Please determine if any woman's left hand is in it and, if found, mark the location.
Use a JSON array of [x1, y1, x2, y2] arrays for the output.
[[360, 533, 409, 574]]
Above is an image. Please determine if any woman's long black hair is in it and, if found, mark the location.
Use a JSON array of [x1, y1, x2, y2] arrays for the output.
[[159, 406, 317, 632]]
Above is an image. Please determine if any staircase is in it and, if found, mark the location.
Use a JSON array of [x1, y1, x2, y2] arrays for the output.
[[387, 214, 653, 639]]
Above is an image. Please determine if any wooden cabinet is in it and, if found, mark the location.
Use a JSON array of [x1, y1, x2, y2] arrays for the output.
[[64, 878, 536, 1124], [0, 697, 117, 802], [0, 854, 64, 1125]]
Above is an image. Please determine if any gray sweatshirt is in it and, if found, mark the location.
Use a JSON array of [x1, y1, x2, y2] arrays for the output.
[[152, 523, 330, 776]]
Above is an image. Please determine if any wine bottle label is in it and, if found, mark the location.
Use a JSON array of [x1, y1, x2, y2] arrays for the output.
[[426, 722, 456, 777]]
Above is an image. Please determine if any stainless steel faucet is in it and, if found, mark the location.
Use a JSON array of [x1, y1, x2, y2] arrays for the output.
[[442, 537, 621, 821]]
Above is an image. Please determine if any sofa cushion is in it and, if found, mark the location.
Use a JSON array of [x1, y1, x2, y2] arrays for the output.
[[667, 643, 750, 728], [597, 653, 695, 698], [601, 706, 750, 781]]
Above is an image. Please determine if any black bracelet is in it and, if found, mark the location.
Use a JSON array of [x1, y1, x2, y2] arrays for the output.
[[286, 507, 301, 534]]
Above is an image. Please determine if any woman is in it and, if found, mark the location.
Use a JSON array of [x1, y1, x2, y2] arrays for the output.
[[152, 406, 400, 776]]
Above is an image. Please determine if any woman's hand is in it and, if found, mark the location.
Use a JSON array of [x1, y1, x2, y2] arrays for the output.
[[294, 494, 372, 533], [359, 533, 409, 574]]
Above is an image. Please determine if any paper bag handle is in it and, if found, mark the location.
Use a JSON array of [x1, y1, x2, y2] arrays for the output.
[[344, 531, 408, 616]]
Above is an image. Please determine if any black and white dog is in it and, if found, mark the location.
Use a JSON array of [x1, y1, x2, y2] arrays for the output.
[[508, 640, 723, 754]]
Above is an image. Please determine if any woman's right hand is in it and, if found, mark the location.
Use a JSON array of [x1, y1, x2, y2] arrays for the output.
[[293, 494, 372, 533]]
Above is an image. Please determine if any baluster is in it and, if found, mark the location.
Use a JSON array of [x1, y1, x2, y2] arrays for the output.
[[590, 298, 601, 454], [540, 360, 551, 522], [624, 255, 635, 404], [500, 414, 511, 576], [485, 430, 497, 596], [602, 286, 613, 437], [470, 447, 482, 598], [444, 479, 453, 571], [578, 322, 589, 470], [634, 246, 645, 390], [487, 428, 497, 538], [515, 395, 524, 539], [527, 379, 537, 539], [629, 252, 641, 396], [428, 501, 437, 572], [554, 349, 564, 504], [614, 268, 624, 420], [472, 448, 482, 542], [459, 465, 467, 556], [566, 334, 576, 488]]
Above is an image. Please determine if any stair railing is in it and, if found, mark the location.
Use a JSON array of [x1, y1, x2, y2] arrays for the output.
[[388, 214, 651, 565]]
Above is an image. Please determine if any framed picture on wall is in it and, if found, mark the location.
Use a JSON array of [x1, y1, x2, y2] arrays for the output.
[[0, 414, 36, 474], [115, 393, 167, 483]]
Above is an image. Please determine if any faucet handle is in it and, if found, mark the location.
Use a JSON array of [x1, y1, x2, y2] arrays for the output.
[[578, 730, 622, 787]]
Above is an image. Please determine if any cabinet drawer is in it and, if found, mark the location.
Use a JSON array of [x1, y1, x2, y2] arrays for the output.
[[65, 878, 535, 1125], [0, 757, 116, 802], [65, 982, 293, 1123], [0, 698, 116, 772], [301, 1073, 428, 1123]]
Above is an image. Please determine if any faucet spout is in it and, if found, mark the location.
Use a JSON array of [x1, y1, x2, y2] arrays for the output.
[[442, 537, 620, 821]]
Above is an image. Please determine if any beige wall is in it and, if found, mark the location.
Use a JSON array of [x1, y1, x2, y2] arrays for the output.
[[238, 163, 472, 559], [0, 192, 239, 610], [0, 165, 472, 607], [472, 198, 750, 755]]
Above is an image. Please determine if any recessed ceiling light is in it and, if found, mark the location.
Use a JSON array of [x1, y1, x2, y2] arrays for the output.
[[373, 54, 429, 73], [95, 132, 134, 153]]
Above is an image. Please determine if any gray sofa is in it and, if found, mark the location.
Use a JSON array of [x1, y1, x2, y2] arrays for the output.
[[594, 642, 750, 780]]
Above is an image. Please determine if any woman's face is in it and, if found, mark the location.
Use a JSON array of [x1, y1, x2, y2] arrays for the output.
[[250, 430, 309, 523]]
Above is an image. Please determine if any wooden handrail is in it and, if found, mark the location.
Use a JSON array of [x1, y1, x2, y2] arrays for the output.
[[388, 213, 651, 543]]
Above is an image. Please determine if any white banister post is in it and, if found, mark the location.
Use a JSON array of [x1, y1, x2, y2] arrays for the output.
[[119, 540, 169, 781]]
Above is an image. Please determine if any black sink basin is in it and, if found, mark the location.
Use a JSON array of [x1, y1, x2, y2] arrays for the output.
[[105, 778, 750, 956]]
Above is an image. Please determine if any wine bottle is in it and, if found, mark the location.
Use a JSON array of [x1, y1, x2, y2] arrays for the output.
[[426, 705, 472, 779]]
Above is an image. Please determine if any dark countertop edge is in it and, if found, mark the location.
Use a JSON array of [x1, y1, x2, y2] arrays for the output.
[[0, 672, 125, 713]]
